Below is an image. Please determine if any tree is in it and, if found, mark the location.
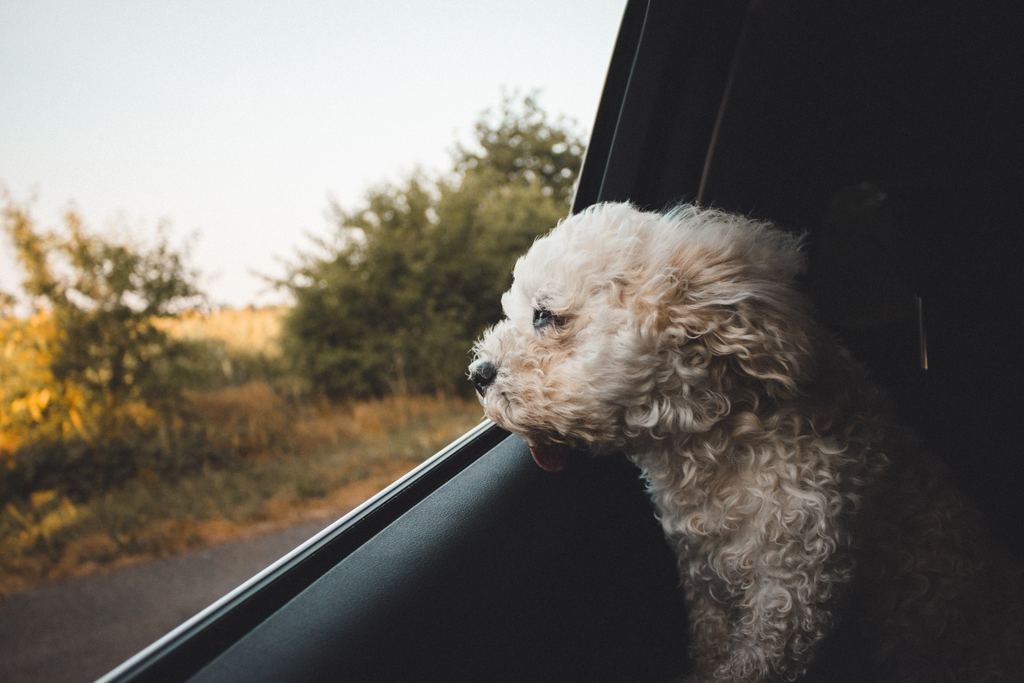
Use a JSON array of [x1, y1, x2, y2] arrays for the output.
[[282, 94, 585, 398], [1, 198, 204, 496], [454, 92, 585, 205], [283, 175, 439, 397]]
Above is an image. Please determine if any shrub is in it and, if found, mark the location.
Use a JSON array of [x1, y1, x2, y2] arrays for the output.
[[280, 94, 584, 398]]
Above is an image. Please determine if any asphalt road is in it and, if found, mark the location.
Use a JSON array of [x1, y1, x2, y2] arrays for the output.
[[0, 519, 331, 683]]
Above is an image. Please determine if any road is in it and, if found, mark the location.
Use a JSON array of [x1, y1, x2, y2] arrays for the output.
[[0, 518, 332, 683]]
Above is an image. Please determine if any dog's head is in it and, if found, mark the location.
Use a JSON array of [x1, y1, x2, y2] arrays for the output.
[[469, 202, 813, 468]]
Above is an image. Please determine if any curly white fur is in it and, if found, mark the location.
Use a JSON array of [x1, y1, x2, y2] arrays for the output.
[[471, 203, 1022, 682]]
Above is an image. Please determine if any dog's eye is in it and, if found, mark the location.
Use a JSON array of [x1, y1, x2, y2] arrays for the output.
[[533, 308, 562, 331]]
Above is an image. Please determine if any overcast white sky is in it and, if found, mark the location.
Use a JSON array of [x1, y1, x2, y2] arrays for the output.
[[1, 0, 624, 307]]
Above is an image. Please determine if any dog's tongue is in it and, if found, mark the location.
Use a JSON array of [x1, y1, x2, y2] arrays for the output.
[[528, 443, 572, 473]]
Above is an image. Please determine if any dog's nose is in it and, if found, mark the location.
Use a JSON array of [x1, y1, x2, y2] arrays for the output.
[[469, 360, 498, 395]]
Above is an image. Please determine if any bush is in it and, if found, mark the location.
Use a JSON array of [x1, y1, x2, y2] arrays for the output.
[[1, 199, 207, 500], [281, 94, 584, 398]]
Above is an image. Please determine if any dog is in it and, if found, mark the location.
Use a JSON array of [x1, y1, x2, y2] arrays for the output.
[[469, 203, 1022, 681]]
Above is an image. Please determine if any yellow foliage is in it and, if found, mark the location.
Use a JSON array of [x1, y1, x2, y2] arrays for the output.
[[0, 306, 288, 479], [30, 489, 57, 507], [0, 434, 18, 454], [4, 495, 81, 550], [68, 408, 84, 435], [4, 502, 29, 528], [1, 313, 62, 451], [0, 312, 105, 456]]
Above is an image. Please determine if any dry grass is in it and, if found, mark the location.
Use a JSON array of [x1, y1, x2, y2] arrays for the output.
[[160, 306, 285, 355], [0, 390, 483, 595], [1, 306, 485, 594], [184, 381, 292, 454]]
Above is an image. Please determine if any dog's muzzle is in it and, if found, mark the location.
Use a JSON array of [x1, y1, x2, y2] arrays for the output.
[[469, 359, 498, 395]]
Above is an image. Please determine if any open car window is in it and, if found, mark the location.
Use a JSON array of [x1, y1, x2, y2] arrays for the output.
[[98, 2, 750, 678], [0, 3, 624, 682], [83, 0, 1024, 679]]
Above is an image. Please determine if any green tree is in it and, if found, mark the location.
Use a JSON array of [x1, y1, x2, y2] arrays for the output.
[[454, 92, 584, 205], [283, 175, 439, 397], [282, 94, 584, 398]]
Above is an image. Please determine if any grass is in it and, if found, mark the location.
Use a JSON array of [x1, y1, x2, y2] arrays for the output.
[[0, 391, 483, 595], [1, 305, 485, 594], [159, 306, 285, 356]]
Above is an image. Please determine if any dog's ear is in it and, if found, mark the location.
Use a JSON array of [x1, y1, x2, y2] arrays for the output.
[[700, 294, 815, 401], [678, 224, 814, 403], [629, 222, 814, 437], [626, 295, 813, 439]]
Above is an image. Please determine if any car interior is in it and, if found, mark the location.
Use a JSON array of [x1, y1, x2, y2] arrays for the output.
[[102, 0, 1023, 680]]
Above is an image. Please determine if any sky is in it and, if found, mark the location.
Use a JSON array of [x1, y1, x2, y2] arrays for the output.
[[0, 0, 625, 307]]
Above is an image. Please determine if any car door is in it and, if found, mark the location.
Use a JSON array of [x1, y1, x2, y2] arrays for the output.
[[102, 0, 1023, 680]]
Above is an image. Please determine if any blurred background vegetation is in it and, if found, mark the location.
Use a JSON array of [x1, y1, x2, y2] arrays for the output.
[[0, 94, 584, 592]]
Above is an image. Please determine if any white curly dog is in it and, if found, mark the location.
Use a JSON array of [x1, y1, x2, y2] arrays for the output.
[[470, 203, 1022, 682]]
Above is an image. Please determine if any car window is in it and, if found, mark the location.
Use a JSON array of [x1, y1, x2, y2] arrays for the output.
[[0, 3, 625, 681]]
